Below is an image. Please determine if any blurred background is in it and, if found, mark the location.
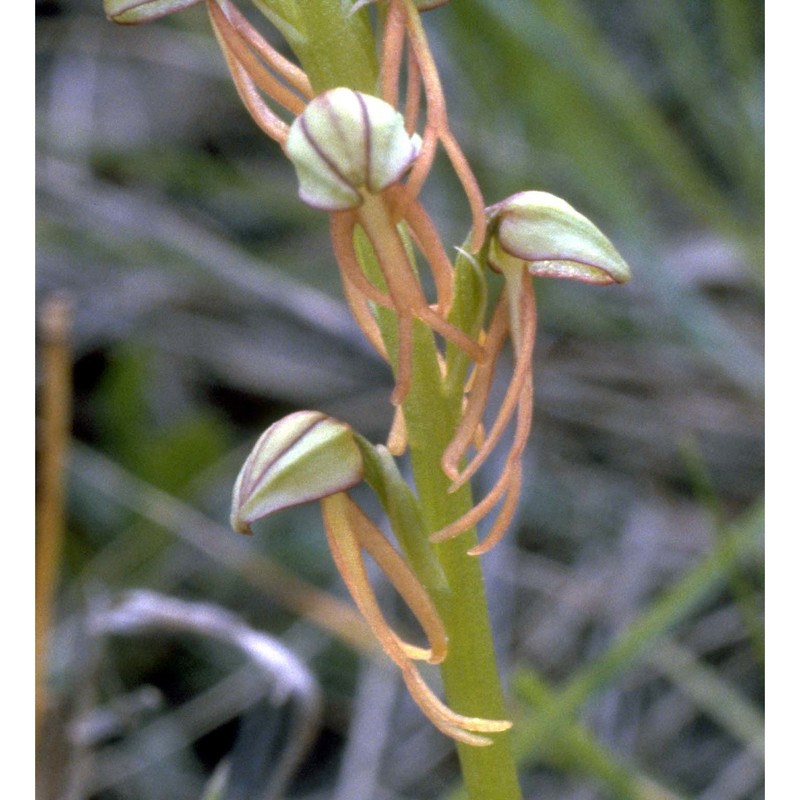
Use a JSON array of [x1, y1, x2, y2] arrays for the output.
[[35, 1, 764, 798]]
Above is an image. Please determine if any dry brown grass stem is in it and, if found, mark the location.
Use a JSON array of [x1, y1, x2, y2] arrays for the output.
[[36, 295, 73, 732]]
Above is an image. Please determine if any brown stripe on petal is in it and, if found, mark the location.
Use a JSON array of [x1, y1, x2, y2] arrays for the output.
[[242, 410, 328, 499], [298, 110, 358, 199], [355, 90, 373, 193]]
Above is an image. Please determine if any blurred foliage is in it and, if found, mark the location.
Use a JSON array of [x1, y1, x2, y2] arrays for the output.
[[36, 1, 763, 799]]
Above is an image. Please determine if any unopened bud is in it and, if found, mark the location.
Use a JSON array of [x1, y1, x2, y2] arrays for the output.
[[285, 88, 421, 211]]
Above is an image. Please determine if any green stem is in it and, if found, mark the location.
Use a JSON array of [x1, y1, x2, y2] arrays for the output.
[[256, 0, 379, 93], [357, 194, 521, 799]]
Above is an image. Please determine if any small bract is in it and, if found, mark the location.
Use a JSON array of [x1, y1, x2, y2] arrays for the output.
[[231, 411, 364, 535], [285, 88, 421, 210], [486, 191, 631, 285]]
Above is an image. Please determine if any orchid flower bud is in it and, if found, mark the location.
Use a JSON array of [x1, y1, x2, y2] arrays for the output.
[[285, 88, 421, 210], [231, 411, 364, 535], [486, 191, 631, 285], [103, 0, 203, 24]]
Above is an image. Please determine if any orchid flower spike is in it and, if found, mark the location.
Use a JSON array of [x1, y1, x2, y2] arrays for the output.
[[231, 411, 510, 745], [286, 89, 485, 407], [433, 192, 631, 554]]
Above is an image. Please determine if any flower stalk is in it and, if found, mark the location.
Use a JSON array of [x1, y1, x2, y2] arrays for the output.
[[105, 3, 632, 798]]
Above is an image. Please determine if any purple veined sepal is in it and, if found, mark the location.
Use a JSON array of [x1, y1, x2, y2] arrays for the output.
[[231, 411, 364, 535]]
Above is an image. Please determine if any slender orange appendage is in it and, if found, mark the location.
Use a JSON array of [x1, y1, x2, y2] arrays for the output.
[[381, 0, 406, 107], [222, 1, 312, 99], [322, 495, 416, 667], [380, 1, 421, 135], [429, 466, 513, 545], [430, 375, 530, 550], [448, 285, 536, 492], [341, 270, 391, 361], [417, 307, 486, 364], [405, 122, 439, 202], [442, 296, 510, 481], [209, 10, 289, 144], [330, 213, 392, 359], [467, 375, 532, 556], [440, 128, 486, 252], [401, 665, 512, 746], [347, 501, 447, 664], [399, 0, 486, 250], [433, 287, 537, 552], [331, 214, 395, 310], [468, 466, 522, 557], [321, 494, 511, 744], [387, 184, 454, 314], [226, 52, 290, 144], [404, 55, 422, 135], [208, 2, 307, 115]]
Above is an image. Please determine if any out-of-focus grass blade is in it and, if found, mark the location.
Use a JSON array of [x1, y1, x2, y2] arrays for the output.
[[632, 0, 763, 212], [644, 640, 764, 757], [514, 499, 762, 766], [454, 0, 748, 241], [711, 0, 761, 87], [514, 670, 687, 800]]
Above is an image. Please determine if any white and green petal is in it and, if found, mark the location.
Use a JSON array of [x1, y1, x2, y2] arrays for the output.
[[231, 411, 364, 535], [285, 88, 421, 210], [103, 0, 203, 23], [486, 191, 631, 285]]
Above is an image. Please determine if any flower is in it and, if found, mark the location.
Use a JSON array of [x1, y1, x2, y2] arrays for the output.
[[286, 89, 485, 407], [433, 192, 630, 553], [231, 411, 364, 535], [231, 411, 511, 745], [486, 191, 631, 286]]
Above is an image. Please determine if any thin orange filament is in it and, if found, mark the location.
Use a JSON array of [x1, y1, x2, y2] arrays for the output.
[[207, 0, 313, 147], [208, 4, 304, 115], [222, 1, 313, 100], [330, 199, 484, 407], [394, 0, 487, 251], [433, 283, 538, 552], [320, 493, 512, 745], [449, 285, 537, 491]]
